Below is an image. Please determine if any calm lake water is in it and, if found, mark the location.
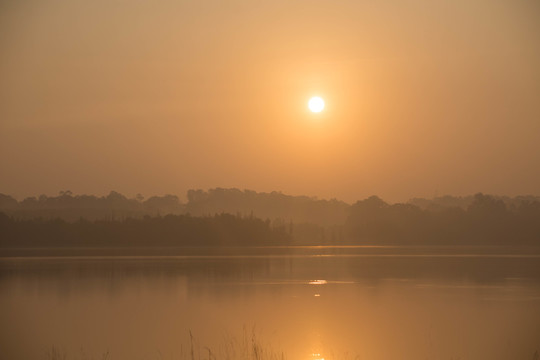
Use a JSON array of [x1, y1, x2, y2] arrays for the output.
[[1, 246, 540, 360]]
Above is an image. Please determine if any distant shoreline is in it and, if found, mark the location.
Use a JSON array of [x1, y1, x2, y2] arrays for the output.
[[2, 244, 539, 258]]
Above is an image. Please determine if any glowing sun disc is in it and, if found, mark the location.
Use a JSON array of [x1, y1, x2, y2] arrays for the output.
[[308, 96, 325, 113]]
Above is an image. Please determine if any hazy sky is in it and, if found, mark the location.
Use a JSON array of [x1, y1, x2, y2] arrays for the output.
[[1, 0, 539, 202]]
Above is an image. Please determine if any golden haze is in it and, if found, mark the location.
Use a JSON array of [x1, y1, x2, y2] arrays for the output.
[[1, 0, 539, 202]]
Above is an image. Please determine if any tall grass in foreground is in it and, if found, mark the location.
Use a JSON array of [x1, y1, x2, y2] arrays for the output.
[[197, 329, 284, 360], [46, 328, 284, 360], [45, 332, 540, 360]]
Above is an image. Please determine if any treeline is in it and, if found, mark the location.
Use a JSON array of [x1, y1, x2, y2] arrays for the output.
[[1, 189, 539, 247], [3, 189, 538, 225], [0, 191, 184, 221], [0, 188, 349, 225], [345, 194, 540, 245], [186, 188, 348, 225], [0, 212, 291, 248], [409, 194, 540, 211]]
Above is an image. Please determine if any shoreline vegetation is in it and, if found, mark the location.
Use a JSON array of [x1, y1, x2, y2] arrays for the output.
[[46, 330, 286, 360], [1, 189, 540, 253], [43, 334, 540, 360]]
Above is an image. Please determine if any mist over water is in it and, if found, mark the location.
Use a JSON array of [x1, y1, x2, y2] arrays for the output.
[[1, 247, 539, 360]]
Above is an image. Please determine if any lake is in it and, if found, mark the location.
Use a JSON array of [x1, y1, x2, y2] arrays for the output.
[[1, 246, 540, 360]]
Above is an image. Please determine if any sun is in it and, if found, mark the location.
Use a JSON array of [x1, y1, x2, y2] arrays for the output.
[[308, 96, 325, 113]]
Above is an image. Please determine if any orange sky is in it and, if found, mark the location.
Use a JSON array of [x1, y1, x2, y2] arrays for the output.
[[1, 0, 539, 202]]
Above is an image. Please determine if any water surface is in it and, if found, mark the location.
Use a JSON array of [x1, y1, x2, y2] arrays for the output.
[[1, 246, 539, 360]]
